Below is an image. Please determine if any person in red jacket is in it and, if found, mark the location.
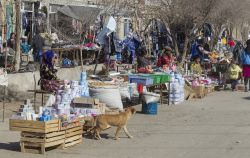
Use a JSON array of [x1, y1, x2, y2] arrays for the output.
[[157, 46, 174, 68]]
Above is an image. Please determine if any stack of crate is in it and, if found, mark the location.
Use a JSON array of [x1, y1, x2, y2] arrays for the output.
[[9, 119, 83, 154], [10, 119, 64, 154]]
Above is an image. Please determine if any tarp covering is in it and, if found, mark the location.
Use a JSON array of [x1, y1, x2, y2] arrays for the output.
[[57, 5, 102, 23]]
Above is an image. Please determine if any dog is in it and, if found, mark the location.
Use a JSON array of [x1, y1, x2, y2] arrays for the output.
[[93, 107, 136, 140]]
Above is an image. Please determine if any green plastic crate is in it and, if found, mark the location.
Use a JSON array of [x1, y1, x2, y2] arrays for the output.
[[161, 75, 171, 83]]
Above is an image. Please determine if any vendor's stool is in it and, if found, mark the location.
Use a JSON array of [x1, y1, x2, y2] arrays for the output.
[[147, 83, 170, 105], [27, 90, 53, 109]]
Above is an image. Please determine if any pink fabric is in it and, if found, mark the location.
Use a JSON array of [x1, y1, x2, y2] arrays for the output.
[[243, 65, 250, 77], [83, 43, 95, 47]]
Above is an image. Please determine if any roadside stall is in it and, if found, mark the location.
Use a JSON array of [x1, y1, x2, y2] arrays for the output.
[[9, 71, 106, 154]]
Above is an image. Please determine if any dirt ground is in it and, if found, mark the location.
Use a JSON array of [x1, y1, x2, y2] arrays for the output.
[[1, 91, 250, 158]]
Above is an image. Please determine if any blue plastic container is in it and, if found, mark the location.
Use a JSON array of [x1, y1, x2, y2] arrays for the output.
[[142, 102, 158, 115]]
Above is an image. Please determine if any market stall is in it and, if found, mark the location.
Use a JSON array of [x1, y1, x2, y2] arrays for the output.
[[9, 72, 107, 154]]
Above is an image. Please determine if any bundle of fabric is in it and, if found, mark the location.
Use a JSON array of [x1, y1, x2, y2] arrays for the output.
[[41, 79, 61, 92]]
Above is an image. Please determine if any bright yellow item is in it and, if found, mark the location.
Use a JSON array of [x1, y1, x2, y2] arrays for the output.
[[191, 63, 203, 74], [229, 64, 242, 80], [222, 38, 227, 45]]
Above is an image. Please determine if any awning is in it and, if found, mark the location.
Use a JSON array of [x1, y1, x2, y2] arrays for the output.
[[57, 5, 102, 23]]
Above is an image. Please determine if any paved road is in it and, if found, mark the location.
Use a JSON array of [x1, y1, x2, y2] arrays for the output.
[[1, 91, 250, 158]]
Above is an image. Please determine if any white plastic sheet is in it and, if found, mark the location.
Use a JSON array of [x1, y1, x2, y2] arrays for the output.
[[0, 69, 8, 86]]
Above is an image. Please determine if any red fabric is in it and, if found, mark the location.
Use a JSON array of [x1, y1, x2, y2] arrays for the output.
[[87, 35, 94, 39], [137, 67, 151, 73], [157, 56, 172, 67], [137, 84, 143, 94], [228, 40, 235, 47]]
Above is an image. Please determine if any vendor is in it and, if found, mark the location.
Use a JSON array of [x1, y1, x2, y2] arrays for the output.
[[157, 46, 174, 68], [193, 39, 211, 61], [137, 50, 153, 73], [7, 32, 16, 51], [191, 55, 203, 74], [39, 50, 58, 91]]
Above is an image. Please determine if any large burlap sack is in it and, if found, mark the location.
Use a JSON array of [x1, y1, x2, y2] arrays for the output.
[[90, 87, 123, 110]]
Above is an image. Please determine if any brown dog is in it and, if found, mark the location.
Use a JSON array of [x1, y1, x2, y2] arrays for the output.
[[93, 107, 136, 140]]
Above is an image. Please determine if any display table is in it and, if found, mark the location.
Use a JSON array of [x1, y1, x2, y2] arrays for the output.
[[52, 47, 81, 66], [128, 73, 171, 105]]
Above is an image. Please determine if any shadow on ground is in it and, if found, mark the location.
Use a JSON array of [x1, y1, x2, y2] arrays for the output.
[[243, 97, 250, 100], [84, 133, 110, 140], [0, 142, 20, 152]]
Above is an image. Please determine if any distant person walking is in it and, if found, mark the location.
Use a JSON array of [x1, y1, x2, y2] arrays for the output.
[[241, 40, 250, 92]]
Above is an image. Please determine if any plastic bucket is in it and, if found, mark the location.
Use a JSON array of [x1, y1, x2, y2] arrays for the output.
[[141, 102, 158, 115]]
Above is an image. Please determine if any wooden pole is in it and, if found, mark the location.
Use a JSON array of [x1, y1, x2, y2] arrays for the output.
[[80, 48, 84, 71], [14, 0, 21, 71], [2, 85, 5, 122]]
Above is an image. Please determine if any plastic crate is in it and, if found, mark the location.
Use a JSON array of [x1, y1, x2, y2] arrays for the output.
[[161, 74, 171, 83], [150, 74, 171, 84]]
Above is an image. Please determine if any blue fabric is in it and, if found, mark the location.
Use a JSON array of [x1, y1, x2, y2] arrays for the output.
[[45, 51, 54, 68], [241, 50, 250, 65], [191, 43, 198, 59], [21, 43, 31, 54], [230, 79, 238, 90]]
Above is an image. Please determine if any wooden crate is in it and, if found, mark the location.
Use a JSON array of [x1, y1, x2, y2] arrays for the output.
[[20, 130, 65, 154], [64, 126, 83, 149], [10, 119, 60, 133]]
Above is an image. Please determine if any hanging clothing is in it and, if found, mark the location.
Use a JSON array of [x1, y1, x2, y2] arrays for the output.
[[32, 34, 44, 62]]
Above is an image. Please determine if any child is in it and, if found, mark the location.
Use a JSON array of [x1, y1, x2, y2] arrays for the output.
[[191, 55, 203, 75], [228, 60, 242, 91]]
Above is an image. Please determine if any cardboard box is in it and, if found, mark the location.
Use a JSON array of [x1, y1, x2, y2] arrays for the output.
[[73, 97, 99, 108]]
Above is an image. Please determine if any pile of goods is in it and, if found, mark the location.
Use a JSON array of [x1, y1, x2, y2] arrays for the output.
[[169, 72, 185, 105], [11, 72, 105, 123], [209, 51, 220, 63]]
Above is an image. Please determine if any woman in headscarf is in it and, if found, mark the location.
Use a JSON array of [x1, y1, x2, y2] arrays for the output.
[[39, 50, 58, 91], [241, 40, 250, 92], [157, 46, 175, 70]]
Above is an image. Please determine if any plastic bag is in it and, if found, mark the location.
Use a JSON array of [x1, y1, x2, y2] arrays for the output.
[[90, 87, 123, 110], [119, 86, 130, 99], [142, 92, 160, 104], [45, 94, 56, 107]]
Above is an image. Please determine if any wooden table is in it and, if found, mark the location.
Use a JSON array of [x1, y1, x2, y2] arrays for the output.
[[52, 47, 81, 66], [52, 47, 98, 67]]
